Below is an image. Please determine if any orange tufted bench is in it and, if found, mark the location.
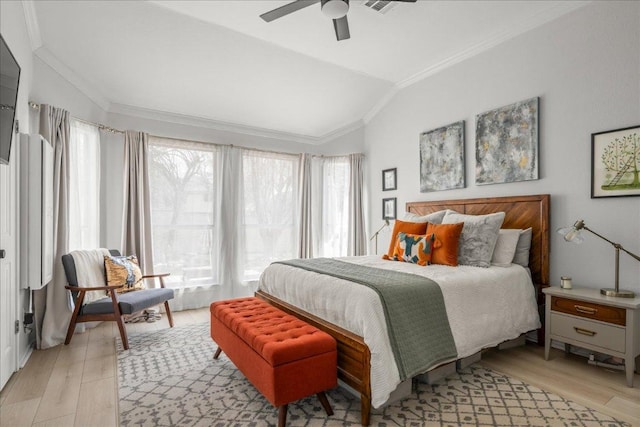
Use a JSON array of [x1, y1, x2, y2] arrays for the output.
[[210, 297, 337, 426]]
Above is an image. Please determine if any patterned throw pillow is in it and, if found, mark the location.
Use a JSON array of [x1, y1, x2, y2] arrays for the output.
[[104, 255, 144, 293], [390, 232, 435, 266], [384, 220, 428, 259]]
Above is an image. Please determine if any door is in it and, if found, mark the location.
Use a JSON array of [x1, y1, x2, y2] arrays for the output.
[[0, 140, 18, 391]]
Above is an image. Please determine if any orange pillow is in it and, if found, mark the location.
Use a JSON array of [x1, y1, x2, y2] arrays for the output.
[[426, 222, 464, 266], [384, 219, 428, 259]]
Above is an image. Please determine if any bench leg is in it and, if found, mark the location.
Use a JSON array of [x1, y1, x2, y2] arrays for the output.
[[278, 404, 288, 427], [213, 347, 222, 360], [316, 392, 333, 416]]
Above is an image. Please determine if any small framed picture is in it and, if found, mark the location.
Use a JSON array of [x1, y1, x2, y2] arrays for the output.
[[382, 197, 397, 220], [382, 168, 397, 191], [591, 125, 640, 198]]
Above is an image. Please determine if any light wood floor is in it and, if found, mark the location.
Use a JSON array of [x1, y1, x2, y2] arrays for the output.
[[1, 308, 638, 426]]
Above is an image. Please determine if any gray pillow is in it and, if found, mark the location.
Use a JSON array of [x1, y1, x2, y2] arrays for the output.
[[513, 227, 533, 267], [491, 229, 521, 267], [402, 209, 452, 224], [442, 211, 505, 267]]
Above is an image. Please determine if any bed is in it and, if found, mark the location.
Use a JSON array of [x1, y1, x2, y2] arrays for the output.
[[256, 194, 550, 426]]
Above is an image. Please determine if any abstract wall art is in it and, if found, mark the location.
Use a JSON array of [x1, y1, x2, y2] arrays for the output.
[[419, 120, 465, 192], [475, 97, 539, 185]]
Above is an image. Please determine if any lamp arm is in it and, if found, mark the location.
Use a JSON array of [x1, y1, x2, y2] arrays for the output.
[[584, 226, 640, 262], [621, 246, 640, 262], [369, 222, 387, 241]]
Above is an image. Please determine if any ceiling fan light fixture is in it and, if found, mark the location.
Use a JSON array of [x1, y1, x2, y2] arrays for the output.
[[321, 0, 349, 19]]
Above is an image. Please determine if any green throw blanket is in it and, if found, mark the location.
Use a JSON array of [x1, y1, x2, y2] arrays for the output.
[[274, 258, 457, 380]]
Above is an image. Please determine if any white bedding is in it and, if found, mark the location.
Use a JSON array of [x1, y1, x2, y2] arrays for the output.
[[258, 255, 540, 408]]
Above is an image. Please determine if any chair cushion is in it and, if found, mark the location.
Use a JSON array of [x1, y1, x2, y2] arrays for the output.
[[81, 288, 174, 315]]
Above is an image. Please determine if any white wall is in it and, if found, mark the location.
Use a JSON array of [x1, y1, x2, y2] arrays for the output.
[[1, 0, 35, 367], [365, 1, 640, 292]]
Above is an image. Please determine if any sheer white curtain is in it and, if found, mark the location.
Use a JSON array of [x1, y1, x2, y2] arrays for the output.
[[242, 150, 299, 282], [147, 137, 358, 310], [148, 137, 222, 310], [311, 156, 350, 257], [68, 119, 100, 251]]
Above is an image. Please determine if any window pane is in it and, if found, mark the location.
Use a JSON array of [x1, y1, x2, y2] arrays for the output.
[[242, 151, 298, 280], [69, 120, 100, 251], [149, 140, 219, 288]]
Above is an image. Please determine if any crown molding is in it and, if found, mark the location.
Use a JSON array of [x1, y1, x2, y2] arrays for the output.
[[21, 0, 42, 50], [109, 103, 344, 145], [34, 47, 111, 111], [319, 119, 364, 143], [397, 1, 590, 90], [362, 86, 400, 124]]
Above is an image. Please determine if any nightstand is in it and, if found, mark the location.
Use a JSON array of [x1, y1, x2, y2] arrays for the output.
[[543, 286, 640, 387]]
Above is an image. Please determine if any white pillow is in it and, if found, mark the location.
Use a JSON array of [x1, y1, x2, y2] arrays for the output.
[[513, 227, 533, 267], [442, 211, 505, 267], [491, 229, 521, 267], [402, 209, 451, 224]]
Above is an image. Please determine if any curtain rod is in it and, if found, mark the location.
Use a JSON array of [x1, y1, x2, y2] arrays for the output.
[[29, 101, 123, 134], [28, 101, 360, 159]]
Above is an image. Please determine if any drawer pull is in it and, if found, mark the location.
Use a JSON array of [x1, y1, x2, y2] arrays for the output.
[[574, 305, 597, 315], [574, 327, 596, 337]]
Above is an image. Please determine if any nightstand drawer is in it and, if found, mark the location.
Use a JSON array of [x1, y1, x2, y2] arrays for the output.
[[551, 296, 626, 326], [550, 312, 625, 353]]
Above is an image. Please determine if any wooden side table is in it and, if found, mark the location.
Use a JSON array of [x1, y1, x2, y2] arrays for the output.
[[543, 286, 640, 387]]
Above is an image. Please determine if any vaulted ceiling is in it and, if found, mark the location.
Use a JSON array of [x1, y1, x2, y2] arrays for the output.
[[25, 1, 587, 143]]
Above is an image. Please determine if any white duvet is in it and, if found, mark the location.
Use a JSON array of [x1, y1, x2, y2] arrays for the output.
[[258, 255, 540, 408]]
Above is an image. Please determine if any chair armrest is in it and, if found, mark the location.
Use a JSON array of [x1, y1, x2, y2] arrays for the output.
[[142, 273, 170, 279], [142, 272, 170, 288], [65, 284, 123, 291]]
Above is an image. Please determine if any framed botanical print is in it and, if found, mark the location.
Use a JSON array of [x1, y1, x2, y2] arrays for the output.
[[382, 197, 397, 220], [591, 125, 640, 198], [382, 168, 397, 191]]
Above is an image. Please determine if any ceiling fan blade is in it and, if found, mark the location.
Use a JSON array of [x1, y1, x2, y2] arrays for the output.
[[260, 0, 320, 22], [333, 16, 350, 41]]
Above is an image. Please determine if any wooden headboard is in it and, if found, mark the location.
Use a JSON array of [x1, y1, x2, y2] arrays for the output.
[[406, 194, 550, 287]]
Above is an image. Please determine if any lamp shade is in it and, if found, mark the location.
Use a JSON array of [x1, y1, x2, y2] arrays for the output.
[[557, 219, 586, 244], [321, 0, 349, 19]]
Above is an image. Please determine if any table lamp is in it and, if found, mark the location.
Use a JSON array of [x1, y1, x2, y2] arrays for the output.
[[557, 219, 639, 298]]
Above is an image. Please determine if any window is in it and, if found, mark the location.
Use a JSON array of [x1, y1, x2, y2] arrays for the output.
[[242, 150, 299, 281], [68, 119, 100, 251], [148, 138, 219, 288]]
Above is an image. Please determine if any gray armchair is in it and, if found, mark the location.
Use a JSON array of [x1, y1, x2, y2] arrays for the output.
[[61, 249, 174, 350]]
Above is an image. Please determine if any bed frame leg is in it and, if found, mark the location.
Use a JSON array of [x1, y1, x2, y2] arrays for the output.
[[360, 394, 371, 426]]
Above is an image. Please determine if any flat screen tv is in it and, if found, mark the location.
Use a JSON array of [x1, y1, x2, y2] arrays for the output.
[[0, 34, 21, 165]]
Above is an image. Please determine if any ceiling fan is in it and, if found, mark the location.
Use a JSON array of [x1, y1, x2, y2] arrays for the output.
[[260, 0, 418, 41]]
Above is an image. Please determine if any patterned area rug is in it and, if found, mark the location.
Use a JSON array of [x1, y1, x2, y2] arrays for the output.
[[116, 323, 629, 427]]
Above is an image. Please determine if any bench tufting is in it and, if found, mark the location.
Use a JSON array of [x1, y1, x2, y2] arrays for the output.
[[210, 297, 337, 427]]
